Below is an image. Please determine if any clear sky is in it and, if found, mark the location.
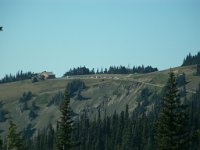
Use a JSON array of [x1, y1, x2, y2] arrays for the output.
[[0, 0, 200, 78]]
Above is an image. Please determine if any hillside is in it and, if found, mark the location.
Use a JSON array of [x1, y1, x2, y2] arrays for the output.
[[0, 65, 199, 136]]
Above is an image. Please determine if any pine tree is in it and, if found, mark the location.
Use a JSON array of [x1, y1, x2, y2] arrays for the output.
[[122, 107, 133, 150], [95, 109, 104, 150], [56, 90, 75, 150], [111, 111, 118, 150], [0, 136, 3, 150], [156, 70, 189, 150], [189, 83, 200, 149], [116, 111, 125, 149], [197, 63, 200, 76], [47, 124, 55, 150], [6, 120, 25, 150]]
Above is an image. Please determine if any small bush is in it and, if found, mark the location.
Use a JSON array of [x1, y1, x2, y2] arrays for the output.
[[140, 88, 151, 101], [32, 76, 38, 83], [29, 110, 37, 120]]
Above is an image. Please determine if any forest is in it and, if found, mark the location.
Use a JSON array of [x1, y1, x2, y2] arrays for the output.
[[0, 70, 199, 150]]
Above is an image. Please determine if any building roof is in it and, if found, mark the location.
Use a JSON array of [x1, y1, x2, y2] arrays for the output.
[[41, 71, 55, 76]]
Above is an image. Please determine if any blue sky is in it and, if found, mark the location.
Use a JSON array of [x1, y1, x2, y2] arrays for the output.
[[0, 0, 200, 78]]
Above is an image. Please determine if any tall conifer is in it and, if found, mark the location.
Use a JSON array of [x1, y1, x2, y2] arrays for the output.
[[197, 63, 200, 76], [156, 70, 189, 150], [56, 90, 74, 150]]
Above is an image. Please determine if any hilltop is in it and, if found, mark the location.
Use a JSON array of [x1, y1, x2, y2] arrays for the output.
[[0, 64, 199, 137]]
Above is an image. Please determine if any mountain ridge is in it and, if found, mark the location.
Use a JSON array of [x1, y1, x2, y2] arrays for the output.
[[0, 64, 199, 137]]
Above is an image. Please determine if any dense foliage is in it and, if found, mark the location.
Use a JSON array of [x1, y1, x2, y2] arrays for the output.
[[63, 65, 158, 76], [0, 71, 35, 84], [106, 65, 158, 74], [64, 66, 94, 76], [182, 52, 200, 66], [18, 104, 157, 150]]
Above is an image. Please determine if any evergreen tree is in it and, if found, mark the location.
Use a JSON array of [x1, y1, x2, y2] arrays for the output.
[[115, 110, 125, 149], [156, 70, 189, 150], [0, 136, 3, 150], [6, 120, 25, 150], [56, 90, 75, 150], [0, 102, 8, 122], [0, 71, 35, 84], [47, 124, 55, 150], [63, 65, 158, 76], [176, 73, 186, 87], [95, 109, 104, 150], [197, 63, 200, 76], [182, 51, 200, 66], [66, 79, 86, 97], [180, 85, 187, 97], [122, 105, 133, 150], [189, 83, 200, 149], [104, 115, 111, 150]]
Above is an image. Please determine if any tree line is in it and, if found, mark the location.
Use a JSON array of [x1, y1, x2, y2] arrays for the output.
[[182, 51, 200, 66], [63, 65, 158, 76], [181, 51, 200, 76], [0, 71, 35, 84]]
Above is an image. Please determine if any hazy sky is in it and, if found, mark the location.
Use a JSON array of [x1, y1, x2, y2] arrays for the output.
[[0, 0, 200, 78]]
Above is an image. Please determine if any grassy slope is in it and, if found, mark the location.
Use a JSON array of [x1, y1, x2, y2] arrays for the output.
[[0, 65, 199, 136]]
